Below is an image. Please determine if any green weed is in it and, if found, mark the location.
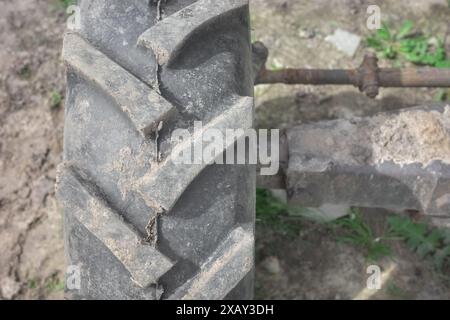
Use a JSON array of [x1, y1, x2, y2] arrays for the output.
[[256, 188, 301, 236], [387, 216, 450, 271], [332, 209, 450, 268], [434, 88, 450, 102], [27, 278, 38, 289], [18, 65, 32, 79], [50, 90, 62, 109], [386, 281, 409, 299], [333, 208, 391, 262], [366, 21, 450, 67], [434, 89, 448, 101], [44, 276, 65, 292], [26, 276, 64, 292], [257, 186, 450, 270], [59, 0, 76, 9]]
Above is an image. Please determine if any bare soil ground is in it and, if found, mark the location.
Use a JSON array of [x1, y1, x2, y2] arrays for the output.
[[256, 210, 450, 300], [0, 0, 66, 299], [0, 0, 448, 300]]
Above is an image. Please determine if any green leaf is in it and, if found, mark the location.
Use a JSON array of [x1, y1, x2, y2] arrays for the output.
[[434, 89, 447, 102], [256, 188, 302, 236], [396, 20, 413, 40], [416, 242, 435, 258], [434, 43, 447, 61], [256, 189, 288, 218], [366, 37, 384, 50], [435, 60, 450, 68], [335, 209, 391, 262], [383, 45, 397, 59], [388, 216, 447, 260], [388, 216, 428, 250], [368, 20, 449, 68], [377, 23, 392, 41], [399, 39, 415, 53], [60, 0, 76, 9], [368, 242, 392, 262], [50, 90, 62, 109]]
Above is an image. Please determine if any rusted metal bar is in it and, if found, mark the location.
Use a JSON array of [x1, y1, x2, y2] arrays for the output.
[[253, 42, 450, 98], [256, 68, 359, 85], [378, 68, 450, 87]]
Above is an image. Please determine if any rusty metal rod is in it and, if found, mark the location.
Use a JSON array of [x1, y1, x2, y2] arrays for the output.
[[378, 68, 450, 87], [252, 42, 450, 98], [256, 67, 450, 87], [256, 68, 359, 85]]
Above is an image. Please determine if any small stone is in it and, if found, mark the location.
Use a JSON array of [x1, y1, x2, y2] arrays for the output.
[[298, 28, 316, 39], [262, 256, 281, 275], [325, 29, 361, 57], [0, 277, 21, 300]]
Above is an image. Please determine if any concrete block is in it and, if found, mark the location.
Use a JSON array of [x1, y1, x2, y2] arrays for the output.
[[286, 104, 450, 218], [325, 29, 361, 57]]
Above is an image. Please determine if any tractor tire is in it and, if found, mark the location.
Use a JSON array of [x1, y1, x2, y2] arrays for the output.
[[56, 0, 255, 300]]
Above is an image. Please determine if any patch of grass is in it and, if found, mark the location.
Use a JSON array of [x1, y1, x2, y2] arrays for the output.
[[434, 89, 448, 102], [386, 281, 409, 300], [59, 0, 76, 9], [256, 188, 301, 236], [27, 278, 38, 289], [332, 209, 450, 268], [366, 21, 450, 68], [332, 208, 391, 262], [387, 216, 450, 271], [269, 59, 285, 71], [50, 90, 62, 109], [27, 276, 64, 292], [18, 65, 32, 79], [257, 185, 450, 270], [44, 276, 65, 292]]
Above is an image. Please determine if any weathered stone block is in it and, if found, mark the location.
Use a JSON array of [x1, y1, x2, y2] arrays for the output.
[[286, 104, 450, 217]]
